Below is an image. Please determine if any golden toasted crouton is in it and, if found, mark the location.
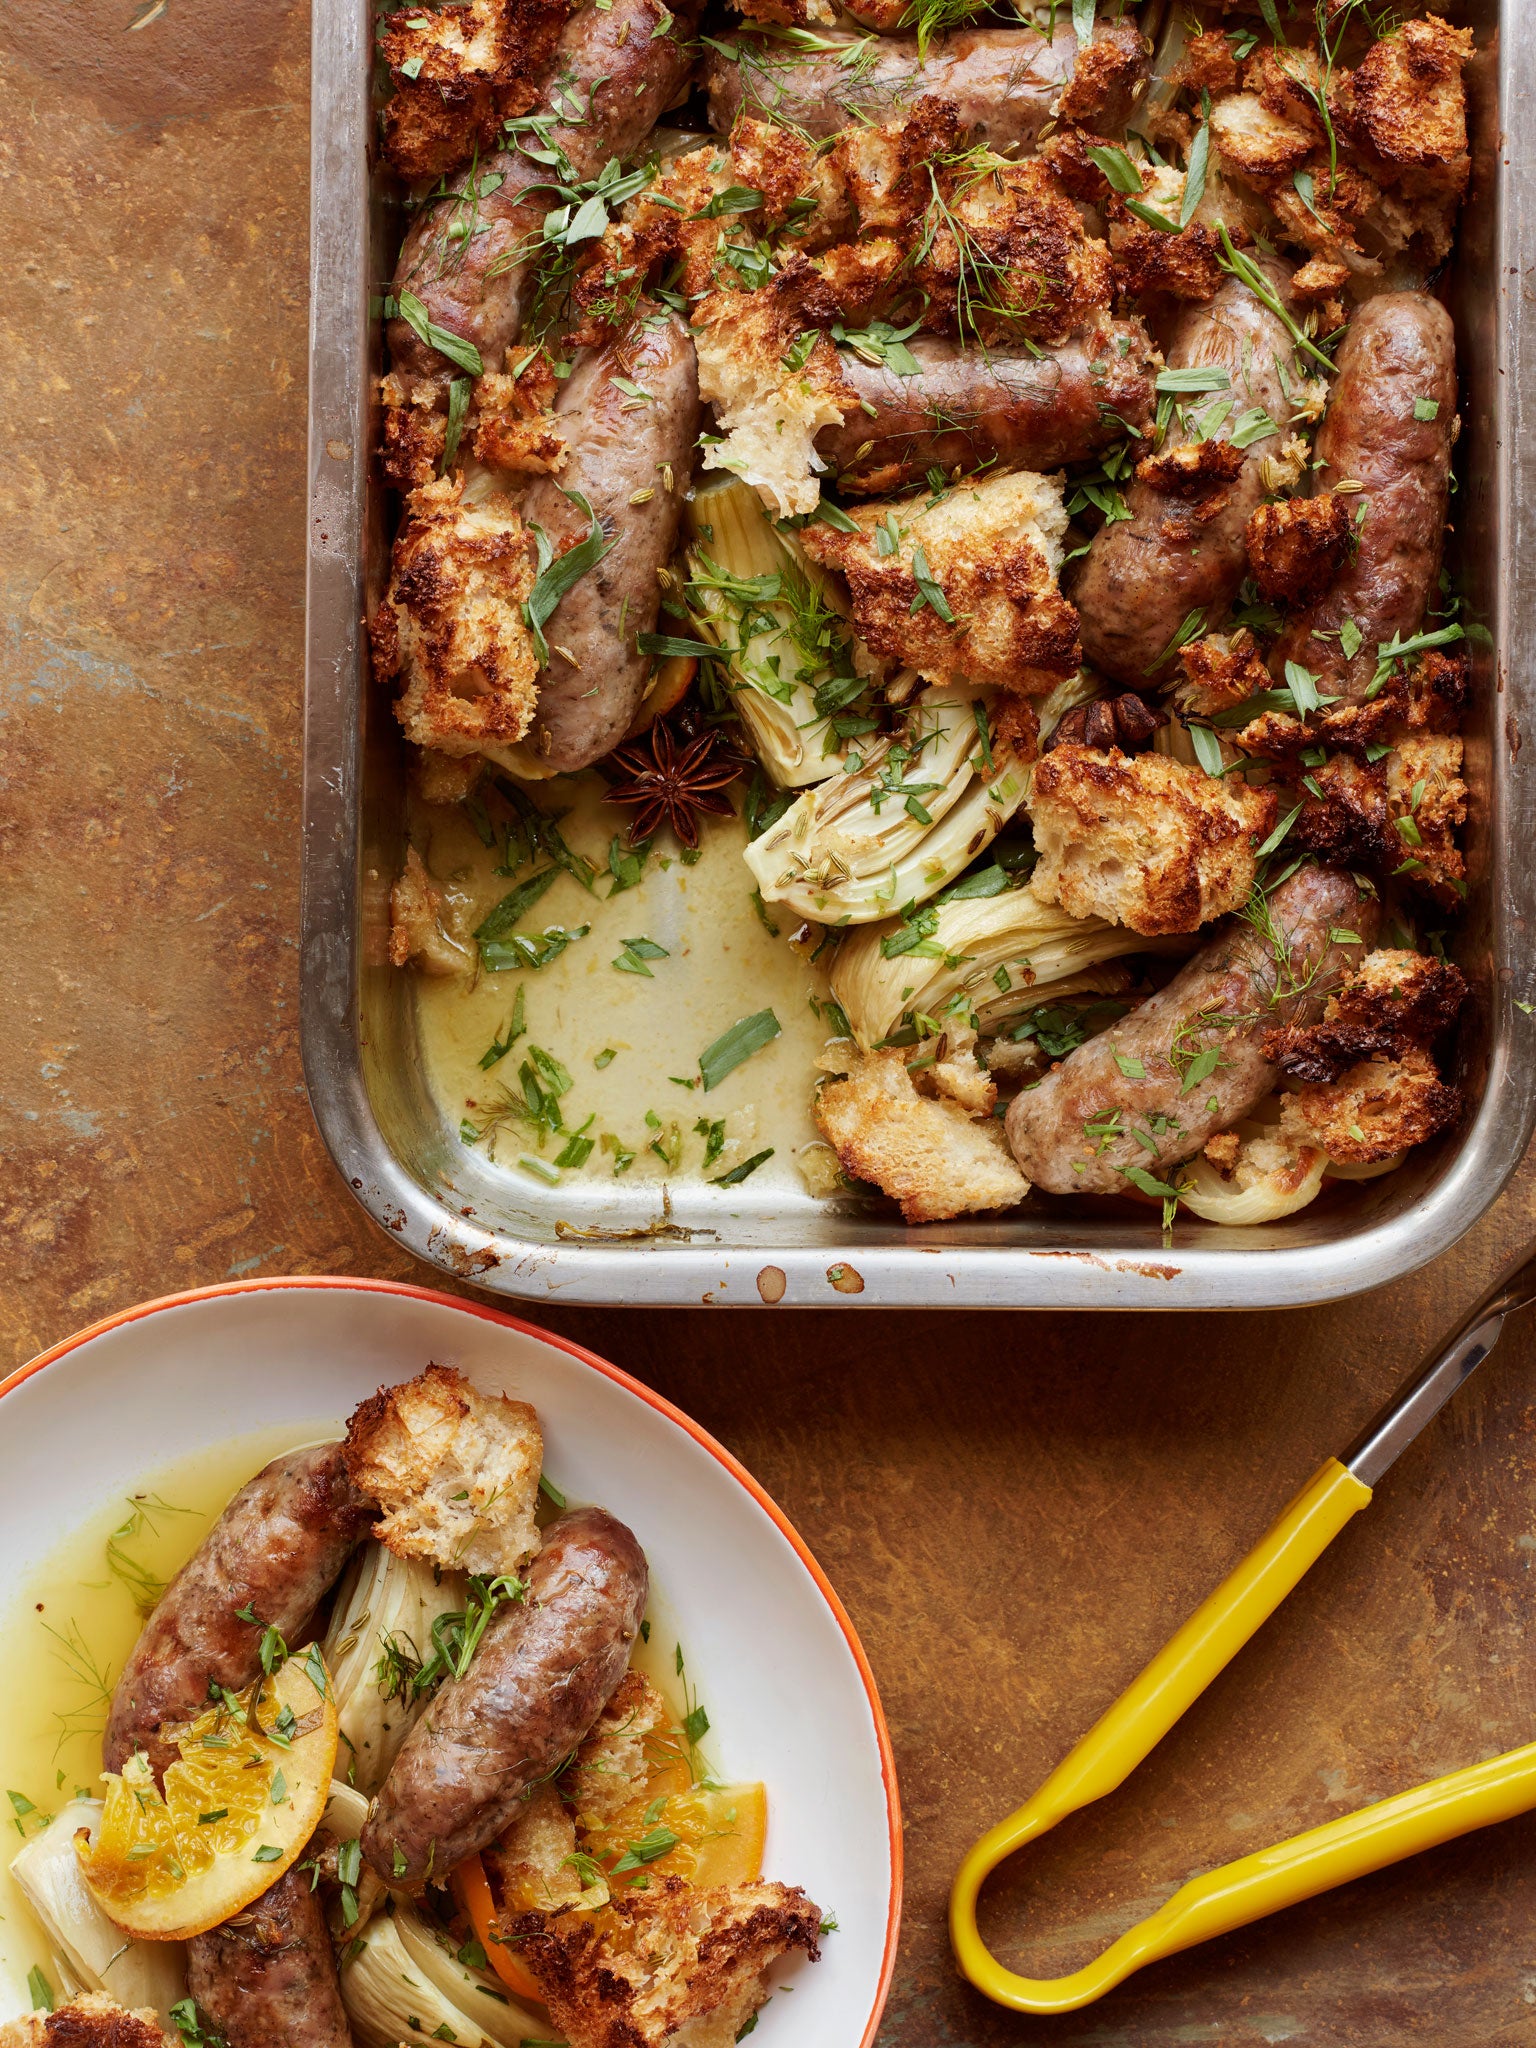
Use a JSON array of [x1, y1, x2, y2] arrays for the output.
[[815, 1046, 1029, 1223], [1387, 731, 1466, 901], [730, 117, 848, 240], [1176, 631, 1272, 719], [1028, 747, 1276, 936], [1111, 219, 1224, 301], [379, 0, 568, 181], [0, 1994, 167, 2048], [1135, 438, 1245, 499], [512, 1877, 823, 2048], [1245, 492, 1352, 605], [486, 1781, 597, 1915], [693, 261, 848, 517], [1263, 945, 1467, 1083], [1278, 1046, 1460, 1163], [1202, 1129, 1243, 1175], [381, 399, 448, 493], [1347, 16, 1473, 183], [1173, 27, 1243, 98], [933, 1048, 997, 1117], [472, 359, 566, 476], [1058, 19, 1151, 128], [1290, 254, 1353, 303], [1210, 91, 1318, 183], [799, 470, 1079, 695], [564, 1672, 676, 1831], [373, 476, 541, 756], [344, 1364, 543, 1575], [390, 844, 471, 975], [412, 747, 485, 807]]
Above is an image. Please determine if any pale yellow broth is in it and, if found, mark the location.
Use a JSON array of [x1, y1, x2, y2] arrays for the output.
[[408, 772, 838, 1205]]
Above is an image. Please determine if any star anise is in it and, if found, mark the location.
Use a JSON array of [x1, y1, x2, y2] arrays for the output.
[[602, 718, 744, 850]]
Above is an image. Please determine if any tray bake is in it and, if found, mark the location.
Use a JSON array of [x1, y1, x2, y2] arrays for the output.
[[302, 0, 1536, 1307]]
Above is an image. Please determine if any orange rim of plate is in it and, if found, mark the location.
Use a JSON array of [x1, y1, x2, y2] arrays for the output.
[[2, 1274, 903, 2048]]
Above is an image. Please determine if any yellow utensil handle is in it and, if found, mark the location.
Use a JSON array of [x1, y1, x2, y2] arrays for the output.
[[952, 1457, 1370, 2010]]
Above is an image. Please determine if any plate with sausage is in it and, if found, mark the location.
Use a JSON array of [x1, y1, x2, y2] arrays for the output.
[[352, 0, 1487, 1277], [0, 1277, 899, 2047]]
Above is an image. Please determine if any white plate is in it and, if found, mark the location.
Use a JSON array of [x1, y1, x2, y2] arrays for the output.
[[0, 1276, 901, 2044]]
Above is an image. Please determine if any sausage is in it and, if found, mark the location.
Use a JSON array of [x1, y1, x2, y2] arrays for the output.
[[515, 309, 700, 771], [1005, 865, 1379, 1194], [389, 0, 701, 399], [706, 22, 1078, 146], [104, 1444, 373, 1780], [816, 316, 1159, 495], [362, 1507, 648, 1888], [1070, 263, 1296, 688], [186, 1864, 352, 2048], [1268, 292, 1456, 702]]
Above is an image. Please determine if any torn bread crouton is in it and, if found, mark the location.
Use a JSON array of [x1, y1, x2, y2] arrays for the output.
[[1028, 747, 1276, 935], [1245, 492, 1352, 605], [0, 1994, 167, 2048], [378, 0, 569, 181], [485, 1780, 600, 1916], [564, 1672, 677, 1832], [798, 470, 1079, 695], [473, 354, 567, 476], [372, 476, 540, 756], [815, 1045, 1029, 1223], [1278, 1046, 1460, 1163], [1345, 15, 1474, 193], [344, 1363, 543, 1575], [1387, 731, 1466, 902], [511, 1876, 823, 2048], [692, 261, 849, 517], [412, 747, 485, 807], [390, 844, 472, 974], [1262, 946, 1467, 1082]]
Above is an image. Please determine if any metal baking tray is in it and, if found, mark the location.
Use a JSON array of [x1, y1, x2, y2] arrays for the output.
[[302, 0, 1536, 1308]]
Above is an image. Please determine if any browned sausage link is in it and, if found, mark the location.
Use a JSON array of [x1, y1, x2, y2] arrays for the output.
[[1269, 292, 1456, 703], [389, 0, 702, 399], [705, 23, 1076, 146], [516, 309, 701, 771], [816, 317, 1159, 496], [1005, 866, 1379, 1194], [1070, 264, 1295, 688], [103, 1444, 373, 1780], [362, 1507, 648, 1888], [186, 1863, 353, 2048]]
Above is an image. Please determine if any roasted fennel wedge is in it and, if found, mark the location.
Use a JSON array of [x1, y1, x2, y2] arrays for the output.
[[684, 478, 875, 787], [830, 880, 1182, 1048], [742, 686, 1031, 922]]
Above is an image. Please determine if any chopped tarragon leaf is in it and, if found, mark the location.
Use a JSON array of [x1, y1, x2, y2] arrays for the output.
[[1339, 616, 1363, 660], [476, 869, 560, 944], [694, 1118, 727, 1168], [1189, 723, 1226, 777], [480, 988, 528, 1070], [1179, 122, 1210, 226], [252, 1845, 283, 1863], [442, 376, 471, 472], [1148, 606, 1207, 669], [699, 1009, 781, 1090], [540, 1474, 568, 1509], [614, 935, 670, 976], [712, 1148, 774, 1185], [1413, 396, 1441, 421], [683, 1704, 710, 1744], [909, 547, 955, 623], [523, 490, 614, 665], [396, 291, 483, 378], [28, 1967, 55, 2015], [1155, 366, 1229, 394], [1228, 406, 1278, 450], [612, 1825, 682, 1875], [1113, 1051, 1146, 1079], [1084, 143, 1142, 194]]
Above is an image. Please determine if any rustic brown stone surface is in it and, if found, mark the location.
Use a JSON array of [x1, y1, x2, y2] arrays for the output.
[[5, 1, 1536, 2042]]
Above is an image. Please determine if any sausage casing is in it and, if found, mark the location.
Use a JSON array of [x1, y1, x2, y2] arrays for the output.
[[816, 318, 1159, 496], [1005, 866, 1379, 1194], [103, 1443, 373, 1779], [706, 23, 1076, 146], [1070, 264, 1295, 687], [389, 0, 701, 398], [1269, 292, 1456, 702], [514, 309, 701, 771], [186, 1864, 352, 2048], [362, 1506, 648, 1887]]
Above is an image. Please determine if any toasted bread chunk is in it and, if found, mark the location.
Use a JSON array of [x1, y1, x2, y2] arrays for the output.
[[800, 469, 1079, 695], [0, 1994, 167, 2047], [1262, 946, 1467, 1082], [565, 1671, 675, 1830], [486, 1780, 596, 1915], [343, 1364, 542, 1575], [1029, 747, 1276, 936], [512, 1876, 822, 2048], [1278, 1046, 1460, 1162], [816, 1046, 1028, 1223], [372, 476, 541, 757], [390, 844, 471, 975], [1245, 492, 1352, 605]]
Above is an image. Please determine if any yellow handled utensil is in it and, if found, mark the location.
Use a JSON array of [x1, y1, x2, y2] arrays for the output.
[[951, 1247, 1536, 2016]]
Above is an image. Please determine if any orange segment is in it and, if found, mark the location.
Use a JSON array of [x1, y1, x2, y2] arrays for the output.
[[77, 1652, 337, 1940], [453, 1852, 545, 2006]]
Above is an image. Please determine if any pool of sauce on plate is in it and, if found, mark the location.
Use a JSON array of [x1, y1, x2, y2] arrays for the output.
[[409, 776, 836, 1203], [0, 1429, 699, 2009]]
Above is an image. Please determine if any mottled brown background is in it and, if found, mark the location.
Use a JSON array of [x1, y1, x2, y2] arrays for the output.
[[6, 0, 1536, 2040]]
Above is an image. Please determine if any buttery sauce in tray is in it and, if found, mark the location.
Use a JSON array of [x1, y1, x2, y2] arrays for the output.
[[408, 772, 839, 1210]]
